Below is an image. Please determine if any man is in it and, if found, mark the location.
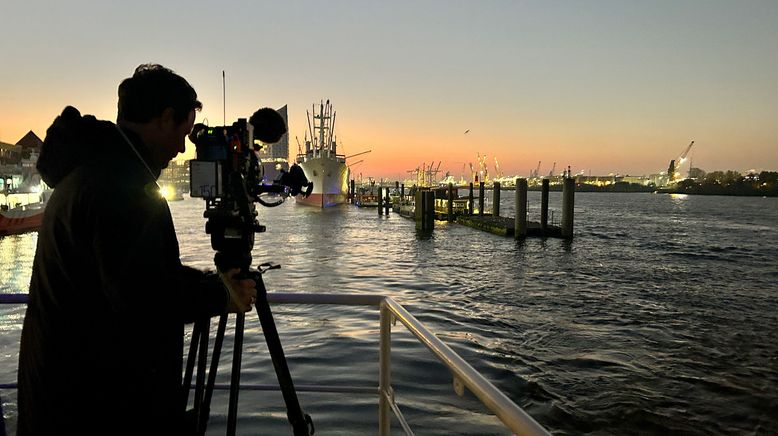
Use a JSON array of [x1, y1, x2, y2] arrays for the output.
[[17, 64, 256, 434]]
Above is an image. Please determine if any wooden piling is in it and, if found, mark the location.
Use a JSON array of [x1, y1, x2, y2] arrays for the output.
[[415, 190, 434, 230], [514, 178, 528, 239], [447, 183, 454, 222], [415, 191, 422, 225], [468, 183, 474, 215], [384, 188, 390, 214], [350, 179, 355, 203], [426, 191, 435, 229], [492, 181, 500, 217], [478, 182, 485, 216], [378, 187, 384, 215], [541, 178, 549, 231], [562, 177, 575, 239]]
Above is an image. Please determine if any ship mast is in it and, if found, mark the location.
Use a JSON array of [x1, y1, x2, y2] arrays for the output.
[[318, 101, 325, 152]]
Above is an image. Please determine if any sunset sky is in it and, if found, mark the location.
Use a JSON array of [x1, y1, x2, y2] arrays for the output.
[[1, 1, 776, 179]]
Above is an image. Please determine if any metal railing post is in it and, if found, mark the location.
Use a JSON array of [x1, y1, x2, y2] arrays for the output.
[[379, 300, 392, 436]]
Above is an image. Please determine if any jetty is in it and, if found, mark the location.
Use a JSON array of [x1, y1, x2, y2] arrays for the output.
[[349, 178, 575, 238]]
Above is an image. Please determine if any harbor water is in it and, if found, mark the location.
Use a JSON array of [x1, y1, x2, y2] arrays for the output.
[[1, 192, 777, 434]]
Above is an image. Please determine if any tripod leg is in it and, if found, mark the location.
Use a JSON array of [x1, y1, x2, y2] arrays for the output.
[[182, 319, 203, 410], [254, 275, 312, 436], [198, 314, 228, 435], [227, 312, 245, 436], [193, 319, 210, 434]]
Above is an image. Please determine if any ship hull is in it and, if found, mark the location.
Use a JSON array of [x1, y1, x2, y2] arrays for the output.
[[295, 156, 349, 208], [295, 192, 349, 208], [0, 204, 45, 236]]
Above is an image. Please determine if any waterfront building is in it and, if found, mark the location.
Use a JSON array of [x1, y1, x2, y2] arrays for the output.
[[1, 132, 44, 193], [159, 160, 191, 193]]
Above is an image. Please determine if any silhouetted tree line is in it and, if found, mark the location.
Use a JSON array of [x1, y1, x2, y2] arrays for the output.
[[675, 170, 778, 196]]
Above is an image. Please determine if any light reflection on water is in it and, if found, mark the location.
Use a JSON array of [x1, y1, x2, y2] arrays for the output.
[[2, 193, 778, 434], [0, 233, 37, 295]]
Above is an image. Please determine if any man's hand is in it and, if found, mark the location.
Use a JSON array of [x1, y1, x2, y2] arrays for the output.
[[219, 268, 257, 313]]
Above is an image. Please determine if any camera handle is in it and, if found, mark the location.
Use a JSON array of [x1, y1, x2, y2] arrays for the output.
[[185, 264, 314, 436]]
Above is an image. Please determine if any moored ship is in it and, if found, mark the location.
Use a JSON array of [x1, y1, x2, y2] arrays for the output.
[[0, 190, 51, 236], [295, 100, 349, 207]]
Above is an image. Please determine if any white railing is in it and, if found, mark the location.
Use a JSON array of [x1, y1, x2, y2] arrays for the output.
[[0, 293, 550, 435]]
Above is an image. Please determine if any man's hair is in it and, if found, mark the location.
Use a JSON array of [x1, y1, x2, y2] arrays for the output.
[[117, 64, 202, 124]]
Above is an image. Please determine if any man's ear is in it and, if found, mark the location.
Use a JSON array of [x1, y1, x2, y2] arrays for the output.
[[160, 107, 176, 126]]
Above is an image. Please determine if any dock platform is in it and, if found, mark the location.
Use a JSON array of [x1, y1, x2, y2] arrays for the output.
[[456, 215, 562, 237], [360, 177, 574, 239]]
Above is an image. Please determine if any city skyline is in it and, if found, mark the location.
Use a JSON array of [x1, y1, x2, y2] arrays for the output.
[[1, 1, 776, 178]]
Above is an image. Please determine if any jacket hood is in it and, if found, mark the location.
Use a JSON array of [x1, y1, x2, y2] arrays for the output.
[[37, 106, 121, 188]]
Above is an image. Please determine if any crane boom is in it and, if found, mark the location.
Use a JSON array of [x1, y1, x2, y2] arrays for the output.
[[668, 140, 695, 183], [494, 157, 503, 179], [345, 150, 372, 159], [678, 140, 695, 162]]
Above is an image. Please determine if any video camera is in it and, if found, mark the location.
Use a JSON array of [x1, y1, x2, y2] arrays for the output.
[[188, 108, 313, 262]]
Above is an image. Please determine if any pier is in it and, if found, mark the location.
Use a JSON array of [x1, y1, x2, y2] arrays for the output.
[[356, 177, 575, 238]]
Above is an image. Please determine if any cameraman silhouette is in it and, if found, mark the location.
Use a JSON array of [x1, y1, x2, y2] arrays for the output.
[[17, 64, 256, 435]]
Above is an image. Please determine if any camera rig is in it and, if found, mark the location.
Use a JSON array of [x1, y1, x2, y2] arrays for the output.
[[189, 109, 312, 262], [185, 108, 314, 435]]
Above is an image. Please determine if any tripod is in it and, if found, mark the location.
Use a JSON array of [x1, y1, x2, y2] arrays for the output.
[[183, 261, 313, 435]]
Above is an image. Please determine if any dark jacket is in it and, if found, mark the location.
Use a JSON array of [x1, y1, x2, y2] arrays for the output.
[[17, 107, 226, 435]]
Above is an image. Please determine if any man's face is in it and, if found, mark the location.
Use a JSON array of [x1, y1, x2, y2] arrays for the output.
[[155, 109, 196, 169]]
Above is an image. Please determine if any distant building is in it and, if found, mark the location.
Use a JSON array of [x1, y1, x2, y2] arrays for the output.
[[688, 167, 706, 180], [1, 131, 44, 192], [647, 173, 669, 187], [159, 160, 190, 193], [0, 131, 42, 165], [0, 141, 21, 165], [16, 131, 43, 159], [621, 175, 652, 185]]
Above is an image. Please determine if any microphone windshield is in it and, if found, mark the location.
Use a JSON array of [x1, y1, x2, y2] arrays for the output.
[[249, 108, 287, 144]]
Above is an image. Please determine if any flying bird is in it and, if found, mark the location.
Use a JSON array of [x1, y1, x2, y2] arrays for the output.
[[464, 129, 470, 134]]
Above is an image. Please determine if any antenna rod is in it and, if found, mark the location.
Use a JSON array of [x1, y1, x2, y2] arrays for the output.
[[306, 110, 314, 152], [329, 111, 336, 148], [222, 71, 226, 126]]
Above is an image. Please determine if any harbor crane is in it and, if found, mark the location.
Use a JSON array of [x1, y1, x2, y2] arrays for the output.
[[295, 136, 304, 156], [531, 161, 541, 178], [668, 140, 695, 182], [432, 161, 442, 184], [477, 153, 489, 183], [494, 157, 504, 179], [549, 162, 556, 177], [406, 166, 422, 187], [407, 161, 443, 187]]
